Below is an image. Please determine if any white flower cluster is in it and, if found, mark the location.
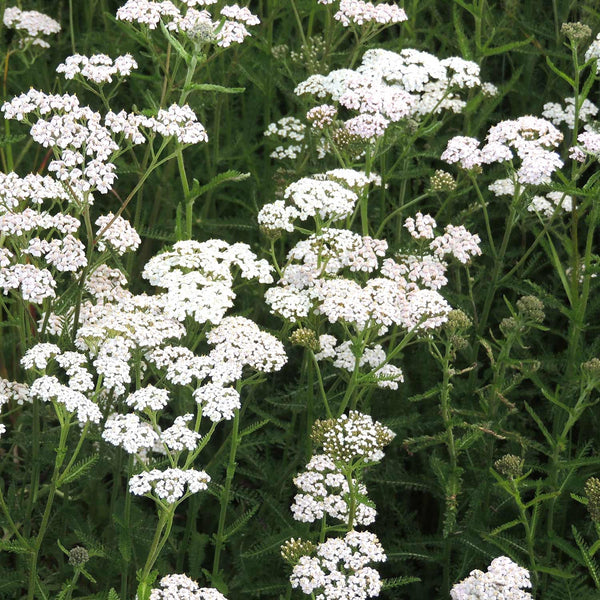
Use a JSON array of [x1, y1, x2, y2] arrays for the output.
[[150, 574, 228, 600], [0, 378, 29, 406], [0, 263, 57, 303], [265, 223, 460, 332], [586, 33, 600, 73], [57, 53, 138, 84], [116, 0, 259, 48], [29, 375, 101, 424], [126, 385, 170, 411], [142, 239, 272, 324], [103, 413, 160, 453], [314, 336, 404, 389], [161, 414, 201, 451], [527, 191, 573, 218], [292, 454, 376, 525], [264, 116, 314, 160], [429, 224, 482, 265], [442, 116, 564, 185], [570, 130, 600, 162], [450, 556, 533, 600], [95, 213, 141, 255], [2, 90, 208, 197], [259, 170, 380, 232], [542, 97, 598, 130], [0, 172, 79, 210], [313, 410, 395, 464], [333, 0, 407, 27], [151, 104, 209, 144], [3, 6, 60, 49], [292, 47, 488, 144], [129, 467, 210, 503], [205, 316, 287, 383], [290, 530, 386, 600], [74, 293, 186, 396], [0, 172, 89, 303], [193, 383, 240, 422]]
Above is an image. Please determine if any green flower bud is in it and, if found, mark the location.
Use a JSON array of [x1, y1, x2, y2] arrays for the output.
[[494, 454, 524, 478], [290, 328, 320, 352], [281, 538, 316, 565], [585, 477, 600, 522], [68, 546, 89, 567]]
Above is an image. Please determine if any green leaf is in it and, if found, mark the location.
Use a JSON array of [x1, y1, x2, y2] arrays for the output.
[[381, 576, 421, 589], [0, 538, 33, 554], [490, 518, 522, 536], [481, 38, 532, 57], [60, 454, 100, 485], [160, 21, 191, 63], [223, 505, 259, 541], [524, 490, 561, 509], [546, 56, 575, 87], [523, 401, 555, 448], [107, 589, 121, 600], [184, 83, 246, 94], [536, 565, 576, 579], [193, 170, 251, 199], [573, 525, 600, 588], [240, 419, 270, 439]]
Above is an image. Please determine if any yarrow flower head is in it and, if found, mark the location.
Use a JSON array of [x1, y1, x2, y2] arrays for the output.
[[450, 556, 533, 600], [57, 54, 138, 84], [129, 467, 210, 503], [291, 454, 376, 526], [149, 573, 228, 600], [3, 6, 60, 49], [312, 411, 395, 464], [142, 239, 272, 324], [290, 530, 386, 600], [333, 0, 407, 28], [442, 116, 564, 185]]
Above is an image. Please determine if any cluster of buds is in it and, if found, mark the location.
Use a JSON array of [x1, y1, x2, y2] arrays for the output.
[[494, 454, 524, 479]]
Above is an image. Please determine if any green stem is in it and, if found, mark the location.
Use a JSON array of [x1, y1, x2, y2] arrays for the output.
[[28, 409, 72, 600], [212, 400, 242, 578]]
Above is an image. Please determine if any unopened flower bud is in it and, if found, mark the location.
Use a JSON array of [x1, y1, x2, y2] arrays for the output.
[[516, 295, 545, 323], [281, 538, 316, 565], [430, 169, 457, 192], [585, 477, 600, 522], [500, 316, 520, 335], [68, 546, 89, 567], [290, 328, 319, 352], [445, 309, 472, 332], [494, 454, 523, 478], [561, 22, 592, 44], [582, 358, 600, 378]]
